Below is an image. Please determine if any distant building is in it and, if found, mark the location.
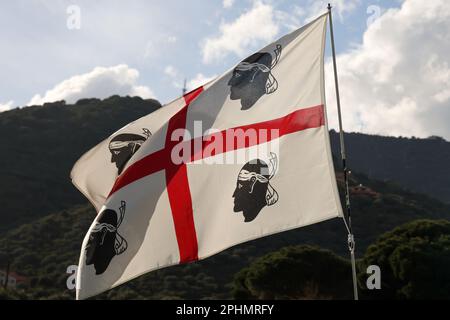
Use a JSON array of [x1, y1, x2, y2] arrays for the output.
[[0, 270, 27, 289], [350, 184, 380, 198]]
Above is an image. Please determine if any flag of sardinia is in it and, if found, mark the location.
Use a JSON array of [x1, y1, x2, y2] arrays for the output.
[[74, 12, 342, 299]]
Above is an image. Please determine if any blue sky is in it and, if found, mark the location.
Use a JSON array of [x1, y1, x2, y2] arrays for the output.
[[0, 0, 397, 105], [1, 0, 450, 140]]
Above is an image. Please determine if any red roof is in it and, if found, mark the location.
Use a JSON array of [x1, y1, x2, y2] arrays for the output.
[[1, 270, 27, 282]]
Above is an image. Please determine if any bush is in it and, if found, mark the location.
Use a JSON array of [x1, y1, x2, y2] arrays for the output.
[[358, 219, 450, 299], [0, 288, 31, 300], [232, 245, 353, 300]]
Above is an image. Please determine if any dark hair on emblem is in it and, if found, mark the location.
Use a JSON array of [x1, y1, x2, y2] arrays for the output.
[[228, 44, 282, 110], [85, 201, 128, 275], [232, 153, 279, 222], [109, 128, 151, 174]]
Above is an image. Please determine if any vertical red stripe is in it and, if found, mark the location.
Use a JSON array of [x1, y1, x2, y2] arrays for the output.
[[165, 163, 198, 262], [164, 86, 203, 263], [183, 86, 204, 104]]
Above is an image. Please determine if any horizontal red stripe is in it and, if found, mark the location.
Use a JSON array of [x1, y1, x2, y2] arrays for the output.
[[108, 148, 168, 196], [108, 104, 324, 197], [190, 104, 324, 161]]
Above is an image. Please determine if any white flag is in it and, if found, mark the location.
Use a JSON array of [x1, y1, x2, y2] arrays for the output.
[[70, 89, 210, 211], [75, 12, 342, 299]]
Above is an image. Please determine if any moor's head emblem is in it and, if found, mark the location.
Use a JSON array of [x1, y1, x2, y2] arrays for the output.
[[85, 201, 128, 275], [232, 153, 279, 222], [228, 45, 282, 110], [109, 128, 151, 174]]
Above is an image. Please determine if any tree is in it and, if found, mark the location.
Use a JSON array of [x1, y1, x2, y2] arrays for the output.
[[232, 245, 353, 300], [358, 219, 450, 299], [0, 288, 30, 300]]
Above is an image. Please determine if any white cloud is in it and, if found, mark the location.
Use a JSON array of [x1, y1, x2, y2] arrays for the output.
[[274, 0, 360, 31], [274, 5, 306, 32], [167, 36, 177, 43], [164, 65, 215, 91], [144, 34, 178, 59], [187, 73, 217, 90], [273, 0, 360, 34], [164, 65, 184, 89], [223, 0, 235, 9], [201, 1, 279, 64], [0, 100, 15, 112], [164, 65, 179, 79], [28, 65, 154, 106], [325, 0, 450, 139], [202, 0, 360, 65], [304, 0, 361, 23]]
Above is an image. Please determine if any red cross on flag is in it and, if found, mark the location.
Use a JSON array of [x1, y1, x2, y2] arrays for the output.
[[74, 12, 343, 299], [70, 92, 198, 211]]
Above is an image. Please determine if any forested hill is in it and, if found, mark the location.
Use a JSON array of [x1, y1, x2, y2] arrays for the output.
[[330, 131, 450, 204], [1, 169, 449, 299], [0, 96, 161, 232], [1, 95, 449, 233], [1, 96, 450, 299]]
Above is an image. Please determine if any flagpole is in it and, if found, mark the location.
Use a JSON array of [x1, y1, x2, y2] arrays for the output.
[[182, 78, 187, 96], [327, 3, 359, 301]]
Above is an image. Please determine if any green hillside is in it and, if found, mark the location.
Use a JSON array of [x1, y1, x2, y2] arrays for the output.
[[1, 96, 449, 234], [0, 96, 161, 232], [232, 219, 450, 300], [330, 131, 450, 203], [1, 96, 450, 299], [1, 169, 448, 299]]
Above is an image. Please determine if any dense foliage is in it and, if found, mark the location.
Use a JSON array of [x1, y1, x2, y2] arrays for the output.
[[0, 96, 449, 299], [0, 171, 448, 299], [330, 131, 450, 203], [0, 96, 161, 232], [358, 219, 450, 299], [0, 98, 448, 233], [232, 245, 352, 299], [232, 219, 450, 300]]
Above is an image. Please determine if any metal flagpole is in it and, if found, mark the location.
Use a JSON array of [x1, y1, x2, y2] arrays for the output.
[[327, 3, 359, 300], [182, 78, 188, 96]]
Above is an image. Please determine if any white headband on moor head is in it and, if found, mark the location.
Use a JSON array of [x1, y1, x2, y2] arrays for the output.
[[237, 153, 279, 206], [90, 201, 128, 255], [234, 45, 282, 95]]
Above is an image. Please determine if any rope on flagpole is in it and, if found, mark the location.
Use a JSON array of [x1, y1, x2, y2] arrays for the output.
[[327, 3, 359, 301]]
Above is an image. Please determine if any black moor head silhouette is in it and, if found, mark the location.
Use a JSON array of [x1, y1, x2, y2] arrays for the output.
[[232, 153, 279, 222], [109, 128, 151, 174], [85, 201, 128, 275], [228, 44, 282, 110]]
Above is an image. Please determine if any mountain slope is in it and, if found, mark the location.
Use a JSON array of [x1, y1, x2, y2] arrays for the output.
[[1, 170, 448, 299], [0, 96, 161, 232], [2, 97, 449, 234], [330, 131, 450, 203]]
